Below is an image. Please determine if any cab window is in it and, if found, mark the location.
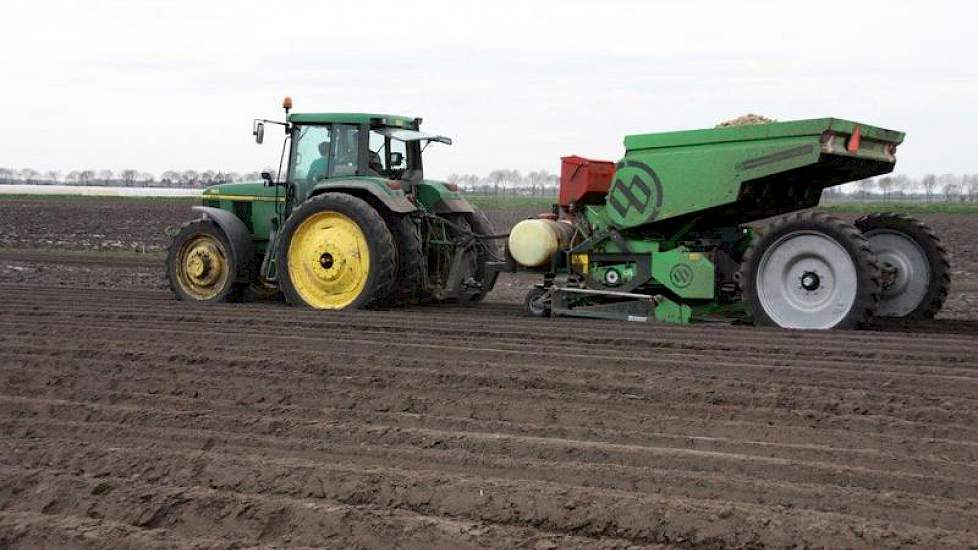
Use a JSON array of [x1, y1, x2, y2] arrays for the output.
[[368, 129, 409, 179], [289, 125, 331, 183], [331, 124, 360, 177]]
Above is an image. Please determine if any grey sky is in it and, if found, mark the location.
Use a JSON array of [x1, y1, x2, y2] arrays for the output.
[[1, 0, 975, 179]]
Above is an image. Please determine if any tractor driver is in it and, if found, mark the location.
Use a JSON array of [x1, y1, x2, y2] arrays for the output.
[[306, 141, 329, 182], [368, 149, 384, 175]]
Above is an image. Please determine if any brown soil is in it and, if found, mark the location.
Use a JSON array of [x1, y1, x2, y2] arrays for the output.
[[1, 198, 977, 548]]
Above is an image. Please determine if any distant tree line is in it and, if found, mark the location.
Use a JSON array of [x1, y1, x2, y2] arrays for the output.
[[446, 169, 560, 196], [0, 167, 276, 188], [829, 173, 978, 202], [2, 166, 977, 201]]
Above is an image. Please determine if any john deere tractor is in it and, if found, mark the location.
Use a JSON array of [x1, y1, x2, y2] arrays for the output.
[[166, 98, 498, 309]]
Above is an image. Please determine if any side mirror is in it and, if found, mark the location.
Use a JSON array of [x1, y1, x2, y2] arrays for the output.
[[390, 152, 404, 167], [254, 122, 265, 144], [261, 171, 273, 187]]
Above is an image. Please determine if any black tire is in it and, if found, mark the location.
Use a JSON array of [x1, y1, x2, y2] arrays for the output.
[[524, 287, 551, 317], [740, 212, 880, 329], [166, 219, 244, 303], [380, 212, 424, 307], [854, 212, 950, 319], [466, 209, 499, 302], [276, 193, 396, 310]]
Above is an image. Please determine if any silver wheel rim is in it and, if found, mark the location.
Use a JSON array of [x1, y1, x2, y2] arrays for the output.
[[864, 229, 930, 317], [527, 291, 548, 315], [756, 230, 858, 329]]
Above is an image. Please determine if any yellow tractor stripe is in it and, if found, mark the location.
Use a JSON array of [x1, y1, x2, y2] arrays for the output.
[[203, 194, 286, 202]]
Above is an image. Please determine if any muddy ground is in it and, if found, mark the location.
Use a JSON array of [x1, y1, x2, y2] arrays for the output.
[[0, 197, 977, 549]]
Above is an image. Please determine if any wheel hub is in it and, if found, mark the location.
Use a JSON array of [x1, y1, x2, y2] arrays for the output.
[[184, 246, 221, 287], [863, 229, 930, 317], [799, 271, 821, 292], [319, 252, 334, 269], [309, 242, 349, 283], [879, 262, 899, 290]]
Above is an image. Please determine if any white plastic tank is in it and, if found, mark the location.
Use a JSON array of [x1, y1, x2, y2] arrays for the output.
[[508, 219, 576, 267]]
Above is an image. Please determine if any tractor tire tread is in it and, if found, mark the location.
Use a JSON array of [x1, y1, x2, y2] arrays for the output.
[[379, 212, 425, 307], [854, 212, 950, 319], [466, 209, 499, 302]]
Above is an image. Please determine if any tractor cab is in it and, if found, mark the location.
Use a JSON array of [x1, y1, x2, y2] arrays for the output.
[[255, 110, 453, 204]]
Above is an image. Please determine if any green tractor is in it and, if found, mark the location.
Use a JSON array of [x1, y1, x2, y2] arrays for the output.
[[506, 118, 951, 329], [166, 98, 498, 309]]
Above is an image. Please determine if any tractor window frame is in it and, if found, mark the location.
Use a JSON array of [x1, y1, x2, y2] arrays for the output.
[[286, 123, 333, 185], [368, 128, 411, 179], [329, 123, 362, 178]]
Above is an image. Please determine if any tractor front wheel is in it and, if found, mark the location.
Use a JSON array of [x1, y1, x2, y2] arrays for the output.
[[740, 212, 880, 329], [166, 219, 242, 302], [277, 193, 396, 310]]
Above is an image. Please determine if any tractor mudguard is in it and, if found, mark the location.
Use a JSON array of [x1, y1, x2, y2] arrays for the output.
[[191, 206, 256, 283], [312, 182, 416, 214], [432, 198, 474, 214]]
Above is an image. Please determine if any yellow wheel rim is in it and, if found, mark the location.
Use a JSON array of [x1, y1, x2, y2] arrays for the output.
[[176, 234, 230, 300], [287, 211, 371, 309]]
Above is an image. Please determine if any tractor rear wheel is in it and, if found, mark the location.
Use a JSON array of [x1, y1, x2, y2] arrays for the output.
[[380, 212, 424, 307], [166, 219, 243, 303], [277, 193, 396, 310], [740, 212, 880, 329], [466, 209, 499, 302], [855, 212, 950, 319]]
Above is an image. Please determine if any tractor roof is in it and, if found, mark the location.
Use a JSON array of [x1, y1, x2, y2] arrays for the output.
[[287, 112, 418, 128]]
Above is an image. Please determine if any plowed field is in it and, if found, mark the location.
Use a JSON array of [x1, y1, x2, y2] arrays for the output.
[[1, 197, 977, 548]]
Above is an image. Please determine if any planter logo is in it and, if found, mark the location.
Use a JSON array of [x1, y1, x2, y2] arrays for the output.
[[669, 264, 694, 288], [608, 160, 663, 226]]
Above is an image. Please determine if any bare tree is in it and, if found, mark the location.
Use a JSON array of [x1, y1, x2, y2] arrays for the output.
[[78, 170, 95, 184], [920, 174, 937, 201], [44, 170, 61, 184], [97, 169, 114, 185], [120, 169, 139, 187], [877, 176, 894, 200], [855, 178, 875, 199], [0, 167, 15, 183], [181, 170, 200, 188], [891, 174, 911, 199], [487, 169, 507, 195], [160, 170, 180, 186], [213, 171, 237, 184], [19, 168, 40, 184], [942, 182, 959, 202], [967, 175, 978, 202]]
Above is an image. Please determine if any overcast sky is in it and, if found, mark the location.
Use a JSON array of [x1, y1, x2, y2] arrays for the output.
[[1, 0, 976, 179]]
